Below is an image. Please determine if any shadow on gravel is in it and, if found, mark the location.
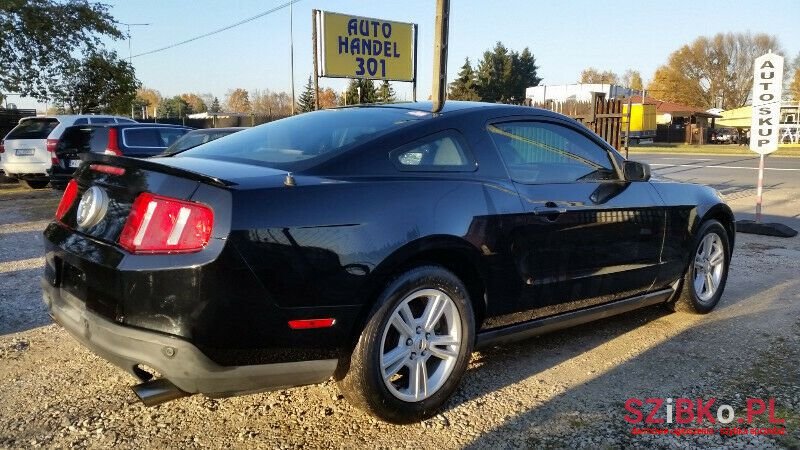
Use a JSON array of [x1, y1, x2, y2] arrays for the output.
[[0, 267, 51, 336], [460, 269, 799, 449]]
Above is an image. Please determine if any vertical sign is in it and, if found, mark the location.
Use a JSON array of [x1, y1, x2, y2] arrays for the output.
[[749, 52, 784, 222], [750, 52, 784, 154]]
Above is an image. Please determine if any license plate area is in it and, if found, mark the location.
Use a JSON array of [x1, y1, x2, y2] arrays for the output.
[[15, 148, 35, 156], [68, 160, 81, 168], [61, 260, 87, 301]]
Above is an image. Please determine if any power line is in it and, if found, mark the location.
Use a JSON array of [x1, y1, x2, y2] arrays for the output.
[[130, 0, 301, 59]]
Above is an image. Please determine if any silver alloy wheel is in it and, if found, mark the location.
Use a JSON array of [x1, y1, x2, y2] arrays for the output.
[[379, 288, 462, 402], [693, 233, 725, 302]]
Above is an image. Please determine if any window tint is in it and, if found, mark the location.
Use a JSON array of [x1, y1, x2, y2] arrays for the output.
[[116, 118, 137, 123], [6, 118, 59, 139], [488, 121, 617, 183], [58, 127, 94, 153], [73, 118, 89, 125], [179, 108, 429, 170], [123, 128, 189, 154], [89, 117, 114, 124], [393, 132, 473, 171]]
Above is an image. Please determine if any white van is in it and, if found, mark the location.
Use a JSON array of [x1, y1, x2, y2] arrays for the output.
[[0, 115, 136, 188]]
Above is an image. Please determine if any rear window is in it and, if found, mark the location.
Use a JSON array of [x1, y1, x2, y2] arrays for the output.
[[6, 118, 59, 139], [57, 127, 109, 153], [178, 108, 430, 170], [122, 128, 190, 154]]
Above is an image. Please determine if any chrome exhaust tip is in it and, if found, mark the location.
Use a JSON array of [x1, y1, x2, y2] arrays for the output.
[[131, 378, 189, 407]]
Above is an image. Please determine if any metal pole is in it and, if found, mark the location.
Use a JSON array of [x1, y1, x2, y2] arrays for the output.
[[755, 153, 765, 223], [625, 95, 632, 159], [290, 3, 295, 115], [412, 24, 418, 102], [430, 0, 450, 113], [311, 10, 320, 110]]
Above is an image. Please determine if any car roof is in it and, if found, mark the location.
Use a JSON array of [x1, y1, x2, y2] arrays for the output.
[[186, 127, 246, 134], [65, 123, 191, 129], [22, 114, 129, 120], [338, 100, 560, 118]]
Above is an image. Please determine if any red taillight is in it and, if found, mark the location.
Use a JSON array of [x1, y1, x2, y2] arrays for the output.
[[55, 179, 79, 221], [105, 128, 122, 156], [288, 318, 336, 330], [0, 140, 5, 153], [47, 139, 59, 164], [118, 192, 214, 254], [89, 164, 125, 176]]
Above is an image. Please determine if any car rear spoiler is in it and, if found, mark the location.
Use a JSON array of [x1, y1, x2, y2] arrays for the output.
[[81, 153, 236, 188]]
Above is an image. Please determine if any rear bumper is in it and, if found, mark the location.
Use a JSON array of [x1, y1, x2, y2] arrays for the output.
[[41, 277, 338, 396], [0, 160, 50, 176]]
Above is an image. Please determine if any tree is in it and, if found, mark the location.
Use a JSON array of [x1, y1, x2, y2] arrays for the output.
[[251, 89, 292, 117], [579, 67, 619, 85], [180, 93, 207, 113], [157, 96, 190, 118], [135, 87, 161, 118], [647, 32, 783, 109], [344, 79, 377, 104], [789, 53, 800, 101], [449, 58, 481, 100], [474, 42, 540, 103], [50, 49, 139, 115], [210, 97, 221, 113], [318, 88, 338, 109], [1, 0, 123, 100], [378, 80, 396, 103], [298, 76, 315, 112], [621, 70, 643, 91], [225, 89, 251, 113]]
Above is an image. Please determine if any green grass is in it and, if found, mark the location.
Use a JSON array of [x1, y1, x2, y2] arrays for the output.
[[626, 144, 800, 157]]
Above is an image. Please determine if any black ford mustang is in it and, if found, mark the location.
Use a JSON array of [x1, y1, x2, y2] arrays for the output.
[[42, 101, 734, 423]]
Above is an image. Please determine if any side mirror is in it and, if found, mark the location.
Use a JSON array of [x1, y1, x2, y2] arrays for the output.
[[623, 161, 651, 182]]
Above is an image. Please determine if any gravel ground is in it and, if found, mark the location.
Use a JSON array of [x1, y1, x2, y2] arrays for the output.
[[0, 184, 798, 449]]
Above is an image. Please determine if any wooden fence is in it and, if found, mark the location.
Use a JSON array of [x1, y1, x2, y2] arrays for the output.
[[531, 92, 624, 151]]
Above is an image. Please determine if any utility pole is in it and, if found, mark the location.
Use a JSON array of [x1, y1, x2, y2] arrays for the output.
[[431, 0, 450, 113], [289, 3, 295, 115], [120, 22, 151, 119]]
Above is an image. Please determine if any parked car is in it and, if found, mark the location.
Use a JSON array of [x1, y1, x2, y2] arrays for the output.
[[0, 115, 136, 189], [162, 127, 246, 155], [49, 123, 192, 189], [42, 101, 734, 423]]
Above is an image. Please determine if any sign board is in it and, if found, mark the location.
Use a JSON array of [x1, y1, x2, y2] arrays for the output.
[[749, 52, 784, 155], [319, 11, 416, 81]]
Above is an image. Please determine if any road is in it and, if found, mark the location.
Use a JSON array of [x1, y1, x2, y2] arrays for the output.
[[632, 153, 800, 229]]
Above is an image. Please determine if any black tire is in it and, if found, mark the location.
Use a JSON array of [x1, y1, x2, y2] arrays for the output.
[[667, 220, 731, 314], [337, 265, 475, 423], [22, 179, 49, 189]]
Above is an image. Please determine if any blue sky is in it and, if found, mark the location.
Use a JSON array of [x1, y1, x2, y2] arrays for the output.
[[14, 0, 800, 109]]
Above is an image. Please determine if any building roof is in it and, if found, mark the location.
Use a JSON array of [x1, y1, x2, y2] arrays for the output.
[[628, 96, 721, 118]]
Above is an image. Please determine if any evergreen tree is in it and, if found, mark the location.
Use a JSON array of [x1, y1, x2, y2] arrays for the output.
[[298, 75, 316, 112], [473, 42, 541, 103], [210, 96, 221, 113], [448, 58, 480, 100], [344, 79, 377, 104], [377, 80, 396, 103]]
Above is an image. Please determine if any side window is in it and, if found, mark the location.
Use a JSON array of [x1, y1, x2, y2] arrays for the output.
[[115, 118, 137, 124], [73, 118, 89, 125], [156, 129, 190, 147], [123, 128, 161, 148], [487, 121, 618, 184], [391, 131, 475, 172]]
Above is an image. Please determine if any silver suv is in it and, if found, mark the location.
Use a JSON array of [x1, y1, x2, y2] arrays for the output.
[[0, 115, 136, 188]]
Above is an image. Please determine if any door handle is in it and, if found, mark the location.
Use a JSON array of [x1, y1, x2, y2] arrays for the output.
[[533, 207, 567, 215]]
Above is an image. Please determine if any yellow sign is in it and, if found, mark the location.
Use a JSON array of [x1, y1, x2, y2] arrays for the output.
[[320, 11, 415, 81]]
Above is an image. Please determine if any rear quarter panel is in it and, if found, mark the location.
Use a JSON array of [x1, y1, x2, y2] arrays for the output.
[[649, 180, 734, 288]]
